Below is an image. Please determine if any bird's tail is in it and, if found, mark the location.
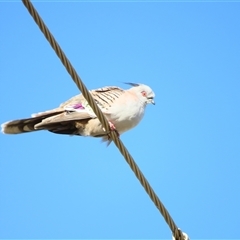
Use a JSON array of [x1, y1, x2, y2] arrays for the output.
[[1, 110, 63, 134], [2, 117, 43, 134]]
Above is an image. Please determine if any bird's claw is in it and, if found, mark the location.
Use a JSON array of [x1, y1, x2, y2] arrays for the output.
[[103, 121, 120, 137], [108, 121, 119, 137]]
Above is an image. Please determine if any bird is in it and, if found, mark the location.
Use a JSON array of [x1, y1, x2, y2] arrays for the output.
[[1, 83, 155, 143]]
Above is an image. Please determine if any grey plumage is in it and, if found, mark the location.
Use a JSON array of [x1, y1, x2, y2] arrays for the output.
[[1, 84, 155, 142]]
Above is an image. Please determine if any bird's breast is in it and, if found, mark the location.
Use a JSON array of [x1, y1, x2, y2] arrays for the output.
[[109, 102, 145, 134]]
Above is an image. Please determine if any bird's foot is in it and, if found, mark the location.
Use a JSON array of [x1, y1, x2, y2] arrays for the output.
[[102, 121, 120, 146], [108, 121, 120, 137], [103, 121, 120, 137]]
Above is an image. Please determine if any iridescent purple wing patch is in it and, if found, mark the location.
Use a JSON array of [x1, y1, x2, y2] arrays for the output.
[[72, 103, 85, 109]]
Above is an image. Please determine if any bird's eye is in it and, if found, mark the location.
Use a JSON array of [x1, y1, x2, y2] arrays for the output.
[[141, 91, 147, 97]]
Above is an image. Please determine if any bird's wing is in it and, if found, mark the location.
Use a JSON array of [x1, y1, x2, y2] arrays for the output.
[[33, 86, 125, 129], [58, 86, 125, 114]]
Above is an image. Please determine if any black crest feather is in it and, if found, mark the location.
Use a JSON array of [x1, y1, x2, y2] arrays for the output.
[[123, 82, 140, 87]]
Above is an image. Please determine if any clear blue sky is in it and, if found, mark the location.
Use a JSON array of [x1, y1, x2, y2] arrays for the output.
[[0, 1, 239, 239]]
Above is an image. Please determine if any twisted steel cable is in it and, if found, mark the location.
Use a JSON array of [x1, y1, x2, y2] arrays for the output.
[[21, 1, 185, 239]]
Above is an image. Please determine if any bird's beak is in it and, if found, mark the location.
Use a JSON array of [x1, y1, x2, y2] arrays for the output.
[[148, 98, 155, 105], [151, 99, 155, 105]]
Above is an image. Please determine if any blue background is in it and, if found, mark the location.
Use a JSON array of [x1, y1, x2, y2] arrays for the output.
[[0, 1, 239, 239]]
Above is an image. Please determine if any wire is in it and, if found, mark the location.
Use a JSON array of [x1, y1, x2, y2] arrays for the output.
[[21, 1, 186, 239]]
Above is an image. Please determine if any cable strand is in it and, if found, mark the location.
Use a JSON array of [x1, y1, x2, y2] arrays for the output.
[[21, 1, 185, 239]]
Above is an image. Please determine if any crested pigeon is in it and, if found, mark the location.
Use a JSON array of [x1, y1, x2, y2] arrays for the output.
[[1, 83, 155, 142]]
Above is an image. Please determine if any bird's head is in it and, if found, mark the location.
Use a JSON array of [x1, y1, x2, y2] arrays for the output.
[[125, 82, 155, 105]]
